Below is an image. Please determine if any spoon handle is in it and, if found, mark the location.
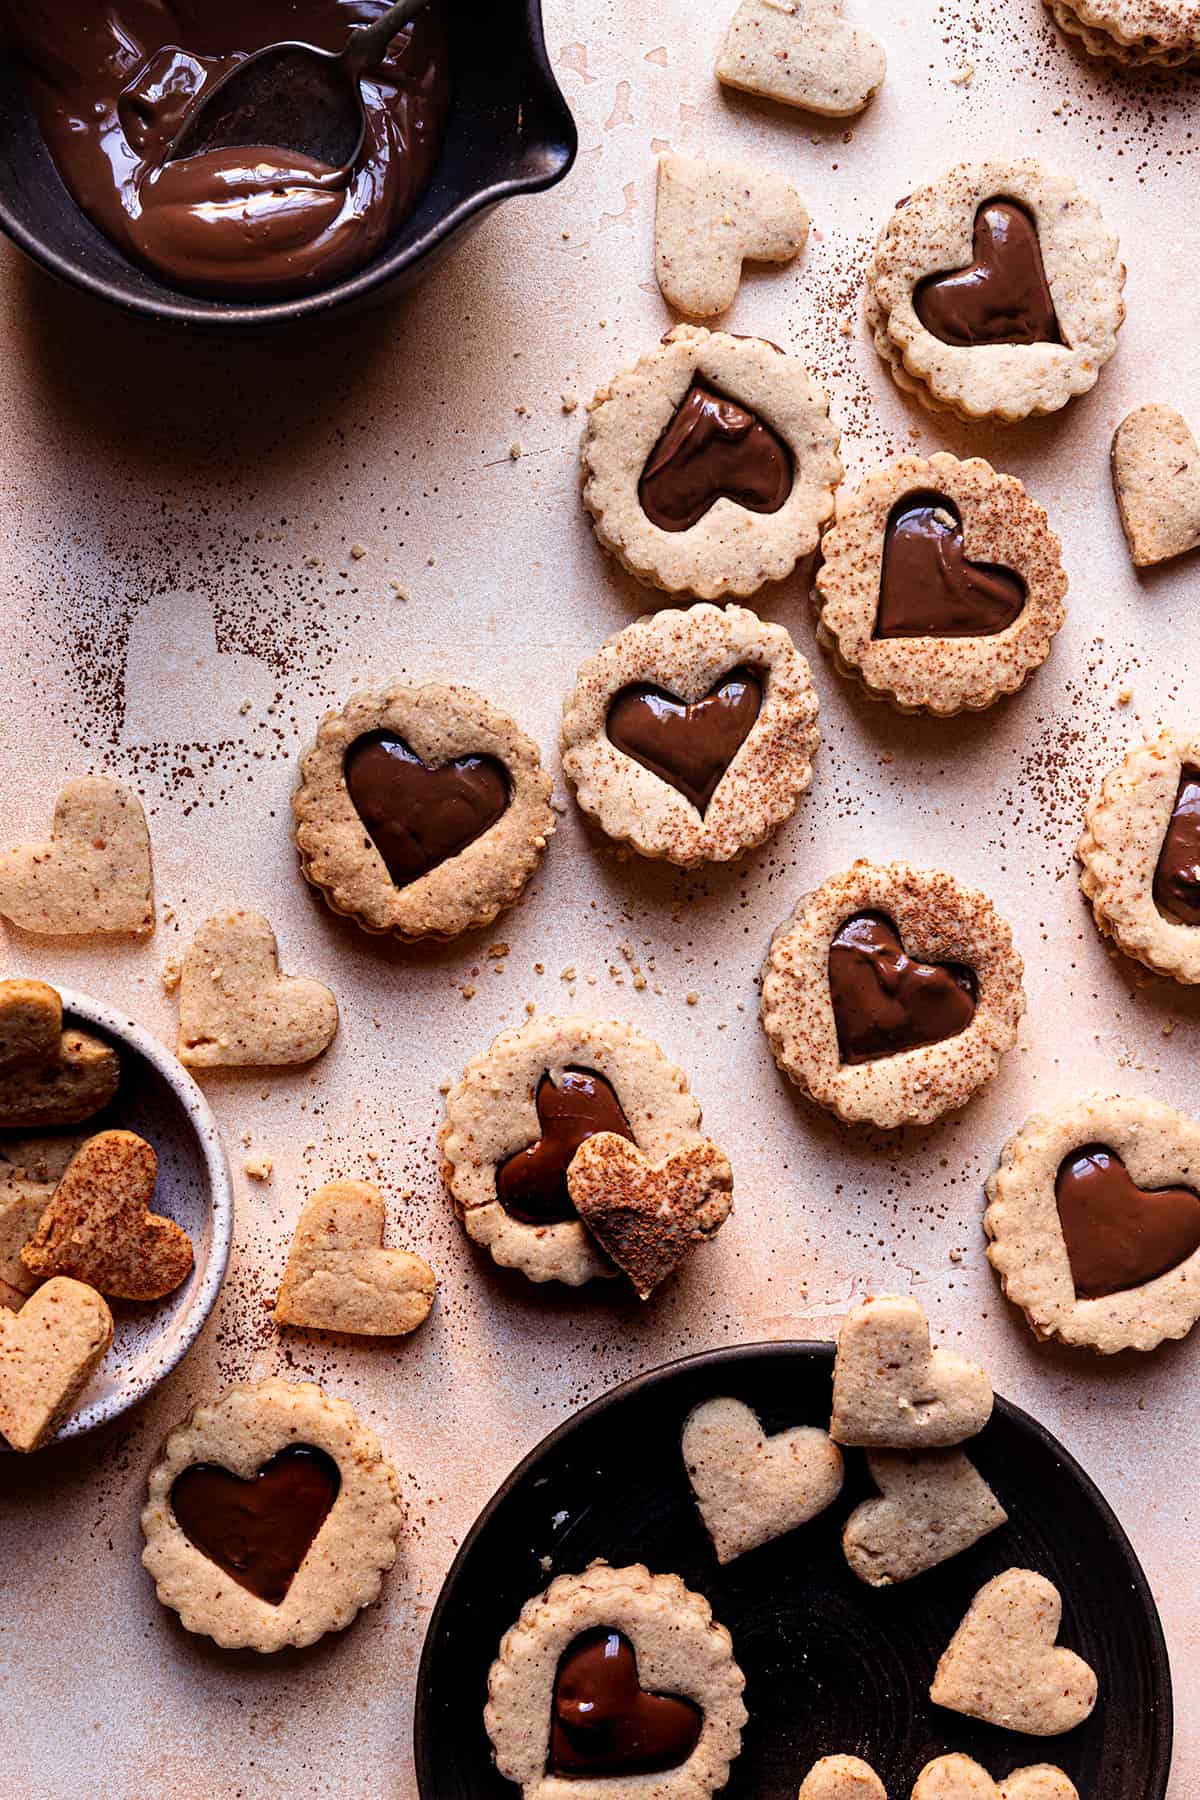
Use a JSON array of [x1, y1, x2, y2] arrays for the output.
[[342, 0, 433, 77]]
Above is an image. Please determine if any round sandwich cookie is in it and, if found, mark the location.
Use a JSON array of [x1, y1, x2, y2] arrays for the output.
[[1045, 0, 1199, 64]]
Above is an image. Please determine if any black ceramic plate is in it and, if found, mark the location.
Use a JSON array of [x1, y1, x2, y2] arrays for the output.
[[415, 1343, 1172, 1798]]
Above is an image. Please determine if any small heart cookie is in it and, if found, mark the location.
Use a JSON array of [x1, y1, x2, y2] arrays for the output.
[[21, 1129, 193, 1302], [0, 1275, 113, 1451], [913, 1754, 1078, 1800], [798, 1756, 887, 1800], [716, 0, 886, 119], [0, 777, 154, 937], [274, 1180, 437, 1336], [566, 1132, 733, 1299], [177, 910, 338, 1068], [0, 982, 120, 1129], [1112, 405, 1200, 568], [0, 1135, 84, 1310], [931, 1568, 1098, 1736], [655, 153, 809, 319], [682, 1396, 843, 1564], [843, 1448, 1007, 1586], [830, 1296, 993, 1448], [0, 979, 62, 1068]]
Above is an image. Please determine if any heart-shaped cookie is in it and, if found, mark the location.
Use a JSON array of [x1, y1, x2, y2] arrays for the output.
[[842, 1447, 1007, 1586], [655, 153, 809, 319], [639, 383, 793, 533], [0, 1276, 113, 1452], [607, 667, 763, 816], [497, 1069, 635, 1226], [915, 201, 1063, 349], [830, 1295, 993, 1448], [682, 1396, 843, 1564], [177, 910, 338, 1068], [0, 980, 62, 1068], [1055, 1143, 1200, 1299], [875, 494, 1027, 640], [828, 913, 977, 1065], [1112, 404, 1200, 568], [566, 1133, 733, 1300], [274, 1180, 437, 1336], [913, 1754, 1078, 1800], [170, 1443, 341, 1606], [798, 1756, 887, 1800], [930, 1568, 1098, 1735], [549, 1628, 703, 1778], [716, 0, 887, 119], [20, 1129, 192, 1302], [344, 730, 510, 887], [0, 982, 120, 1129], [0, 777, 154, 937]]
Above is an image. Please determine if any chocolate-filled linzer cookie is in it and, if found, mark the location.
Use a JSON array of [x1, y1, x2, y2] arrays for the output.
[[1045, 0, 1199, 64], [760, 861, 1025, 1128], [581, 324, 842, 600], [292, 683, 554, 941], [866, 159, 1125, 423], [561, 603, 820, 865], [816, 453, 1067, 715]]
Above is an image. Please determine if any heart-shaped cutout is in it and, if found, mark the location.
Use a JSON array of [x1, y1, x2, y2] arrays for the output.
[[1055, 1144, 1200, 1299], [716, 0, 887, 120], [930, 1567, 1097, 1735], [843, 1447, 1007, 1586], [21, 1128, 193, 1302], [638, 382, 792, 533], [915, 200, 1063, 349], [177, 910, 338, 1068], [566, 1133, 733, 1299], [607, 667, 763, 814], [496, 1069, 634, 1226], [914, 1753, 1078, 1800], [1112, 404, 1200, 569], [549, 1628, 702, 1777], [344, 731, 509, 887], [875, 492, 1026, 639], [831, 1295, 993, 1449], [828, 912, 977, 1065], [0, 1276, 113, 1452], [1153, 764, 1200, 926], [0, 777, 154, 937], [682, 1396, 843, 1563], [170, 1444, 341, 1606], [274, 1179, 437, 1335], [799, 1756, 887, 1800]]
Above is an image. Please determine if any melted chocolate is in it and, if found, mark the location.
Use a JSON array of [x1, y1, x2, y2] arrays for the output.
[[606, 667, 763, 815], [549, 1629, 703, 1779], [170, 1444, 340, 1606], [1152, 766, 1200, 927], [914, 200, 1064, 349], [639, 382, 792, 532], [344, 732, 510, 889], [875, 492, 1027, 639], [828, 913, 977, 1066], [4, 1, 451, 298], [1055, 1145, 1200, 1300], [496, 1070, 634, 1225]]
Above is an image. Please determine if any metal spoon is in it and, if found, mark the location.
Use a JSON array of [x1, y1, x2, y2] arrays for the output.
[[168, 0, 432, 170]]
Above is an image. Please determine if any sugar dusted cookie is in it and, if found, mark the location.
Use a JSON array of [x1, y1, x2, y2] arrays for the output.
[[930, 1568, 1098, 1736], [842, 1447, 1006, 1585], [913, 1755, 1078, 1800], [567, 1134, 733, 1299], [867, 160, 1125, 423], [177, 909, 338, 1068], [815, 454, 1067, 716], [141, 1377, 402, 1651], [831, 1296, 993, 1449], [485, 1561, 746, 1797], [1112, 405, 1200, 568], [985, 1094, 1200, 1353], [561, 604, 820, 866], [682, 1396, 843, 1564], [716, 1, 886, 118], [799, 1756, 887, 1800], [0, 1276, 113, 1452], [760, 861, 1025, 1128], [1045, 0, 1199, 63], [0, 777, 154, 937], [0, 981, 120, 1130], [581, 325, 842, 601], [274, 1180, 437, 1336], [655, 153, 809, 319]]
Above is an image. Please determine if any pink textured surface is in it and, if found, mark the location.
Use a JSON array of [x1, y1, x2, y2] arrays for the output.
[[0, 1, 1197, 1793]]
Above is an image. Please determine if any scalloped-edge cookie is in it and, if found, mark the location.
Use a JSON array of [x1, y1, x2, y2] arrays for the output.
[[761, 861, 1025, 1128], [930, 1568, 1098, 1736], [561, 603, 820, 866], [985, 1093, 1200, 1354], [440, 1014, 704, 1287], [293, 682, 555, 941], [798, 1756, 887, 1800], [141, 1377, 402, 1652], [682, 1396, 843, 1564], [716, 1, 887, 118], [831, 1295, 994, 1449], [0, 777, 154, 938], [655, 153, 809, 319], [581, 325, 842, 601], [815, 454, 1067, 716], [867, 160, 1125, 423], [1045, 0, 1199, 62], [914, 1755, 1079, 1800], [842, 1447, 1007, 1585], [484, 1561, 747, 1797]]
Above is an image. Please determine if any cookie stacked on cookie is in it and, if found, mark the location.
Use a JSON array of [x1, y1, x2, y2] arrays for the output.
[[1045, 0, 1200, 64]]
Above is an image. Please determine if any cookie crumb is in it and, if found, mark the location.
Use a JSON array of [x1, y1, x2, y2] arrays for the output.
[[244, 1157, 273, 1182], [161, 958, 182, 994]]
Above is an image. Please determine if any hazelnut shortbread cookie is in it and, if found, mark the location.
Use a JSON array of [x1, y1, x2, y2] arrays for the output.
[[682, 1396, 843, 1564], [485, 1561, 746, 1796], [177, 910, 338, 1068], [0, 777, 154, 937], [867, 160, 1125, 423], [716, 1, 887, 118], [655, 154, 809, 319], [914, 1755, 1079, 1800], [0, 1276, 113, 1452], [562, 604, 820, 865], [1078, 728, 1200, 982], [0, 981, 120, 1129], [985, 1094, 1200, 1353], [1111, 406, 1200, 568], [440, 1015, 704, 1286], [0, 1135, 81, 1309], [930, 1569, 1098, 1736], [141, 1377, 402, 1651], [567, 1135, 733, 1300], [582, 325, 842, 601], [274, 1181, 437, 1336], [1045, 0, 1199, 64], [799, 1759, 887, 1800], [842, 1448, 1007, 1586], [761, 862, 1025, 1128], [830, 1295, 994, 1449], [293, 683, 555, 940], [815, 455, 1067, 716]]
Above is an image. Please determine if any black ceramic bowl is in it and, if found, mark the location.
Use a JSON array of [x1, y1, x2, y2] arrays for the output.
[[0, 0, 576, 330]]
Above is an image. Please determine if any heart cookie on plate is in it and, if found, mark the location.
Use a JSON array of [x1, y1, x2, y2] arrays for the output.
[[842, 1447, 1007, 1585], [830, 1295, 993, 1449], [682, 1396, 843, 1563], [914, 1755, 1078, 1800], [799, 1758, 887, 1800], [931, 1567, 1098, 1735]]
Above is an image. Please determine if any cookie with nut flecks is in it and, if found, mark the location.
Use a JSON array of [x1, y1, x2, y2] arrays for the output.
[[0, 980, 120, 1130], [914, 1755, 1078, 1800], [1111, 405, 1200, 568], [176, 909, 338, 1068], [0, 777, 154, 938], [682, 1396, 843, 1564], [1045, 0, 1199, 63], [274, 1180, 437, 1336], [655, 153, 808, 319], [830, 1295, 994, 1450], [716, 1, 886, 118], [842, 1446, 1007, 1585], [0, 1275, 113, 1452], [930, 1568, 1098, 1736]]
